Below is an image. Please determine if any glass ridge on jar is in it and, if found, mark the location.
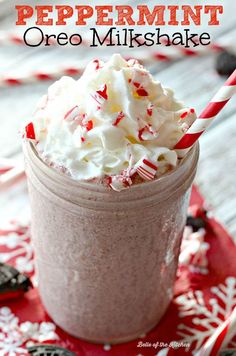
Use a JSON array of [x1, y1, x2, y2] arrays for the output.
[[24, 141, 199, 344]]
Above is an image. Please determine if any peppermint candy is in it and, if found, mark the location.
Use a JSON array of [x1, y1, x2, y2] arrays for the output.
[[64, 105, 80, 121], [79, 119, 93, 143], [25, 122, 36, 140], [93, 59, 101, 70], [136, 158, 158, 181], [108, 172, 132, 192], [91, 84, 108, 106], [138, 125, 158, 141], [180, 108, 195, 119], [64, 106, 93, 141], [129, 80, 149, 97], [136, 87, 148, 97], [85, 120, 93, 131], [147, 104, 153, 117], [113, 112, 125, 126]]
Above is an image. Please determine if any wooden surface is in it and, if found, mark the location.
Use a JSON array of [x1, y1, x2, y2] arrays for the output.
[[0, 0, 236, 240]]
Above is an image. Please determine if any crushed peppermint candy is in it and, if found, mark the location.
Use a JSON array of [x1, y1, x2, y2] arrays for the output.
[[113, 112, 125, 126], [138, 125, 157, 141], [147, 104, 153, 117], [91, 84, 108, 106], [136, 88, 148, 97], [129, 80, 149, 97], [97, 84, 108, 100], [64, 105, 80, 120], [25, 122, 36, 140], [85, 120, 93, 131], [108, 174, 132, 192], [136, 158, 158, 181], [23, 54, 197, 192], [180, 111, 188, 119], [180, 108, 195, 119], [93, 59, 101, 70]]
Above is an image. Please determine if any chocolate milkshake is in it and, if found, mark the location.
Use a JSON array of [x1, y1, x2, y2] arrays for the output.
[[23, 54, 199, 343]]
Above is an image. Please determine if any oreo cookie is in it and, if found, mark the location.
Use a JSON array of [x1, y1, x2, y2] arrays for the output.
[[220, 349, 236, 356], [0, 263, 32, 301], [216, 51, 236, 77], [27, 344, 76, 356], [186, 216, 206, 232]]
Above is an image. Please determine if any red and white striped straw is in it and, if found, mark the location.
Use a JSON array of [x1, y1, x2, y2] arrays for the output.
[[0, 66, 83, 87], [0, 48, 232, 88], [175, 69, 236, 157], [0, 157, 16, 174], [196, 306, 236, 356], [0, 55, 170, 87], [0, 158, 25, 190]]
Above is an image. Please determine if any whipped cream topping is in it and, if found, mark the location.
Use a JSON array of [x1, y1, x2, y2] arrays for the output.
[[24, 54, 196, 191]]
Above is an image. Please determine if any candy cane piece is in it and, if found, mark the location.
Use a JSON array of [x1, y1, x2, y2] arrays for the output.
[[136, 158, 158, 181]]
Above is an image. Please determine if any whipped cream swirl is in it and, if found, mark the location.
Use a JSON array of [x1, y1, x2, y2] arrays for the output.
[[24, 54, 196, 191]]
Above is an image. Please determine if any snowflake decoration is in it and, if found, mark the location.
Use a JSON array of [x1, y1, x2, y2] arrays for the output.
[[178, 226, 209, 275], [0, 307, 58, 356], [155, 349, 169, 355], [0, 222, 34, 275], [175, 277, 236, 353]]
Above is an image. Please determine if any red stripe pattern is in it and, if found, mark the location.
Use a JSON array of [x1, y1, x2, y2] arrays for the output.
[[174, 69, 236, 155], [197, 306, 236, 356], [64, 106, 80, 121], [174, 131, 204, 150], [25, 122, 36, 140], [209, 321, 230, 356], [199, 100, 229, 119], [136, 158, 158, 181], [0, 67, 83, 87]]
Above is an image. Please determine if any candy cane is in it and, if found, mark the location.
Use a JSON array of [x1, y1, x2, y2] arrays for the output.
[[174, 69, 236, 157], [195, 306, 236, 356]]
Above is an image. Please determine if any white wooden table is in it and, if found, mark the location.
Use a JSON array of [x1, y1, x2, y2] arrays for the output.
[[0, 0, 236, 240]]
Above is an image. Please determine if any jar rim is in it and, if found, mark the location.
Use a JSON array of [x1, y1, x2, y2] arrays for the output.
[[25, 141, 199, 195]]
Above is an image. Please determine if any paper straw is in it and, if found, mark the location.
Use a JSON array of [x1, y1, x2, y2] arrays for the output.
[[174, 69, 236, 157], [0, 66, 83, 87], [0, 44, 229, 88], [0, 157, 17, 173], [0, 55, 166, 88], [0, 162, 25, 190], [195, 306, 236, 356]]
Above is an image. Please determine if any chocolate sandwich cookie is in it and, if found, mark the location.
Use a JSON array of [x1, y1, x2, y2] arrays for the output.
[[0, 263, 32, 301], [216, 51, 236, 77], [186, 216, 206, 231], [220, 349, 236, 356], [27, 344, 76, 356]]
